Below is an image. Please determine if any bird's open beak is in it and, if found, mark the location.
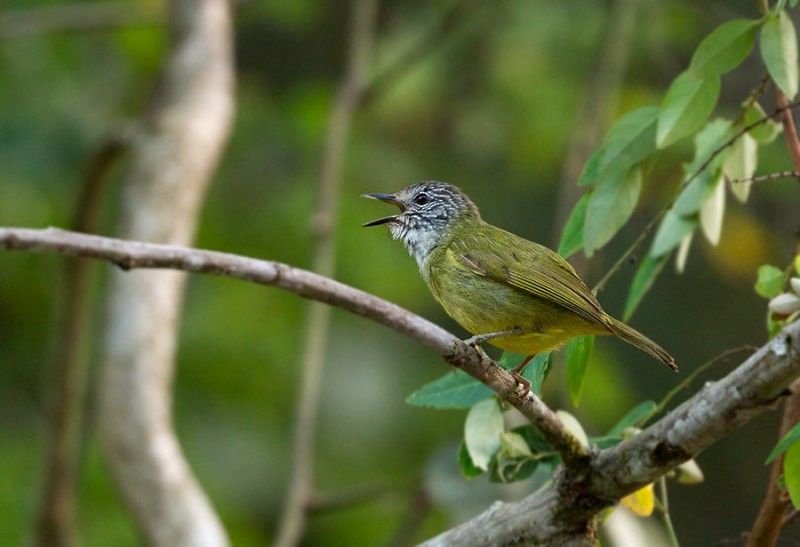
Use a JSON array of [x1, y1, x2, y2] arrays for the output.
[[362, 193, 405, 227]]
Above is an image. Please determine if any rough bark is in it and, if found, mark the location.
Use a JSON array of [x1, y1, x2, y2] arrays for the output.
[[94, 0, 234, 545]]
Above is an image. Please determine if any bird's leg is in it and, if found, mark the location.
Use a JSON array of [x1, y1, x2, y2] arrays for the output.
[[463, 327, 527, 347], [509, 355, 535, 394]]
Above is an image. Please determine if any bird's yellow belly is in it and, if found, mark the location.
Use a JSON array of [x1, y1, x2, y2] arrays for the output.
[[429, 269, 606, 356]]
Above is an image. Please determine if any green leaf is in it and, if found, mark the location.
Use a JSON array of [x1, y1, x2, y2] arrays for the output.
[[520, 352, 553, 396], [557, 192, 589, 258], [682, 117, 734, 177], [723, 133, 758, 202], [578, 148, 604, 187], [489, 432, 538, 483], [766, 422, 800, 464], [657, 71, 721, 148], [761, 11, 799, 99], [651, 210, 698, 258], [624, 254, 669, 321], [743, 102, 782, 144], [608, 400, 658, 437], [458, 440, 484, 478], [755, 264, 786, 298], [785, 442, 800, 509], [510, 425, 555, 455], [406, 369, 491, 409], [688, 19, 758, 77], [583, 167, 642, 256], [699, 173, 725, 245], [566, 335, 594, 407], [464, 398, 504, 471], [596, 106, 659, 175]]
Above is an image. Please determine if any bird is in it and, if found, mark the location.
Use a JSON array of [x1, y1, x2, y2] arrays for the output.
[[363, 181, 677, 384]]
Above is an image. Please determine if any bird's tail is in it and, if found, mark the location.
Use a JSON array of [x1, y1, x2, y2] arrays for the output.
[[606, 317, 678, 372]]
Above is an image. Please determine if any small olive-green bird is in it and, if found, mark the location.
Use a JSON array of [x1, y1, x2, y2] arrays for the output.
[[363, 181, 677, 377]]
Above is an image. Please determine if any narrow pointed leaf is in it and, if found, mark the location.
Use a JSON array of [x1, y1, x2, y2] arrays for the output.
[[624, 254, 669, 320], [578, 149, 603, 187], [584, 168, 642, 256], [608, 400, 658, 437], [657, 71, 721, 148], [675, 233, 693, 274], [723, 133, 758, 202], [597, 106, 659, 175], [761, 11, 799, 99], [787, 442, 800, 508], [566, 335, 594, 407], [688, 19, 758, 77], [557, 192, 589, 258]]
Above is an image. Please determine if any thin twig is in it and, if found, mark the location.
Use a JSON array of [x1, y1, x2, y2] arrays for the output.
[[728, 170, 800, 184], [0, 227, 587, 467], [274, 1, 378, 546]]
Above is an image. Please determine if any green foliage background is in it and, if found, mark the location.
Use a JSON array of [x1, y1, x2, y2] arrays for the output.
[[1, 0, 799, 545]]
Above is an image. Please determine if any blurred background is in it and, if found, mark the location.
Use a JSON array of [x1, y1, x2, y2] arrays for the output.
[[1, 0, 799, 545]]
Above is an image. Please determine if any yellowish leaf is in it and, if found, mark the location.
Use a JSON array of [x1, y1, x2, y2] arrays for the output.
[[621, 483, 655, 517]]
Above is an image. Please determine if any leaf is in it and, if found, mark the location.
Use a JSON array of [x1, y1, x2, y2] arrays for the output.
[[657, 71, 721, 148], [511, 425, 554, 455], [578, 149, 604, 187], [761, 11, 799, 99], [755, 264, 785, 299], [520, 352, 553, 396], [651, 210, 698, 258], [743, 102, 782, 144], [723, 133, 758, 202], [566, 335, 595, 407], [673, 170, 718, 217], [786, 441, 800, 509], [675, 233, 693, 274], [458, 440, 484, 478], [555, 410, 589, 448], [406, 369, 492, 409], [767, 423, 800, 464], [689, 19, 758, 77], [557, 192, 589, 258], [684, 118, 734, 175], [608, 400, 658, 437], [596, 106, 659, 175], [699, 173, 725, 245], [584, 168, 643, 257], [464, 398, 504, 471], [624, 254, 669, 321], [490, 431, 539, 483], [621, 483, 655, 517]]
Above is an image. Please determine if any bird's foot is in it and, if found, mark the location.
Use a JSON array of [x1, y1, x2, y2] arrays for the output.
[[512, 371, 531, 395], [463, 327, 526, 347]]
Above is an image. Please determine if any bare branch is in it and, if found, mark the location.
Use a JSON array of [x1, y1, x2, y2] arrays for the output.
[[0, 227, 584, 466]]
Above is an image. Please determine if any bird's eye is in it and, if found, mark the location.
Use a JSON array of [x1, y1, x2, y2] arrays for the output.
[[413, 192, 430, 206]]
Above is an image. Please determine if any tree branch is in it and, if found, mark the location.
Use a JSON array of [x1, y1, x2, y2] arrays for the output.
[[3, 227, 799, 544], [0, 227, 584, 467]]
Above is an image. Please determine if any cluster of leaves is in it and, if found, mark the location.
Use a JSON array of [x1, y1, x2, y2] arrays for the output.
[[408, 6, 798, 524], [756, 256, 800, 335]]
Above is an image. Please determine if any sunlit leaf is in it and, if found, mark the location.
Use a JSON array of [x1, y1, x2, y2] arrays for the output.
[[555, 410, 589, 448], [785, 441, 800, 508], [743, 102, 782, 144], [755, 264, 785, 299], [557, 192, 589, 258], [657, 71, 721, 148], [464, 399, 504, 471], [675, 233, 693, 274], [608, 400, 658, 437], [566, 335, 594, 407], [584, 168, 642, 257], [761, 11, 799, 99], [597, 106, 659, 175], [651, 210, 698, 258], [723, 133, 758, 202], [621, 483, 655, 517], [689, 19, 758, 77], [624, 254, 669, 320], [700, 174, 725, 245], [406, 369, 492, 409]]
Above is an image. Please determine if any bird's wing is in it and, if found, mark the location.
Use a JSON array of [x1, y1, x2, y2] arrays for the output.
[[453, 227, 607, 326]]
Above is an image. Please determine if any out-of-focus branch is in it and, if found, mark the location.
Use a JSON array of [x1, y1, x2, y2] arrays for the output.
[[3, 228, 799, 545], [34, 130, 132, 547], [95, 0, 234, 545], [274, 1, 378, 546], [0, 2, 162, 39]]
